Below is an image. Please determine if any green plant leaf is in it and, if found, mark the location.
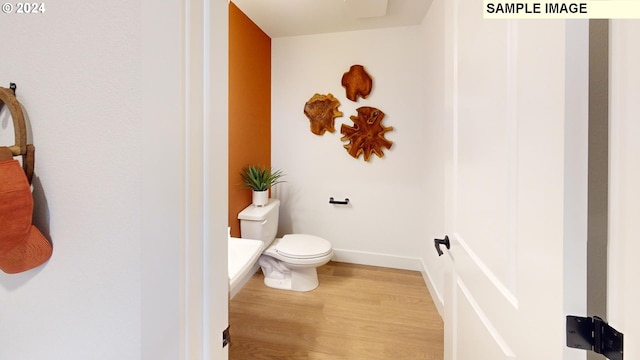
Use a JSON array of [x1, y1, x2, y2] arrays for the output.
[[240, 165, 286, 191]]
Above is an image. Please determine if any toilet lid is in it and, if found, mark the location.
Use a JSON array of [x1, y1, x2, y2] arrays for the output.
[[276, 234, 332, 259]]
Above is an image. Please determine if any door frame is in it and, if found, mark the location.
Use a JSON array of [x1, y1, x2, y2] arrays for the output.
[[140, 1, 229, 359], [608, 19, 640, 359], [182, 0, 230, 358]]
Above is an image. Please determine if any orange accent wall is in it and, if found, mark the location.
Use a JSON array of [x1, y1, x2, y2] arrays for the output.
[[228, 2, 271, 237]]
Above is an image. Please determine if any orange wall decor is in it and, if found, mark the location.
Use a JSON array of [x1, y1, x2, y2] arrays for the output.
[[228, 2, 272, 237]]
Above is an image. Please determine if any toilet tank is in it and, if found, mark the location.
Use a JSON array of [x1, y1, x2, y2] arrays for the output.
[[238, 199, 280, 248]]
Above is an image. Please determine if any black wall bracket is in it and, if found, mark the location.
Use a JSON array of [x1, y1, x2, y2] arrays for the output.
[[567, 315, 623, 360], [223, 325, 231, 348]]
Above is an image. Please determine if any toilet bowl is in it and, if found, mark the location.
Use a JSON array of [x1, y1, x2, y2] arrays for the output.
[[259, 234, 333, 291], [238, 199, 333, 292]]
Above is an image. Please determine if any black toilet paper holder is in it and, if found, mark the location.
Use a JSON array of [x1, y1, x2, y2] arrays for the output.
[[329, 197, 349, 205]]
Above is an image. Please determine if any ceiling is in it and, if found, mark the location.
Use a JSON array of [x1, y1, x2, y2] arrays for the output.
[[231, 0, 433, 38]]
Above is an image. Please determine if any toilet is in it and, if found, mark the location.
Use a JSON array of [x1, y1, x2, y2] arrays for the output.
[[238, 199, 333, 292]]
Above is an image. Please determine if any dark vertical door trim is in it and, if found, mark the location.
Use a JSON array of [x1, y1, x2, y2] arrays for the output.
[[587, 19, 609, 360]]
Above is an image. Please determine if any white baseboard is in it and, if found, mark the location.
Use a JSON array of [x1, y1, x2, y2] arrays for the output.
[[419, 258, 444, 318], [331, 248, 423, 271]]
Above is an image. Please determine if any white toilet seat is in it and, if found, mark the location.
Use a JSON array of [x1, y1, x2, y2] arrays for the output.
[[276, 234, 332, 259], [263, 234, 333, 266]]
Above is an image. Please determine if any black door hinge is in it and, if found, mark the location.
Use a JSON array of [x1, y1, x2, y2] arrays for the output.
[[223, 325, 231, 348], [567, 315, 623, 360]]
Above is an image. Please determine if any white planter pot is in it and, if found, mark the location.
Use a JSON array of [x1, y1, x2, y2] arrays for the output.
[[252, 190, 269, 207]]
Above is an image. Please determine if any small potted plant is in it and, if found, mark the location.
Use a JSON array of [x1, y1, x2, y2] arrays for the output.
[[240, 165, 286, 207]]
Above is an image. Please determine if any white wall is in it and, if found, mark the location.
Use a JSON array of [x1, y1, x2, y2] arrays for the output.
[[0, 2, 142, 359], [417, 0, 447, 312], [0, 2, 199, 359], [271, 26, 442, 270], [140, 2, 183, 359]]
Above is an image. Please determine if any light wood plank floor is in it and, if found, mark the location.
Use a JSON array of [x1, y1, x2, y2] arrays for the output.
[[229, 261, 444, 360]]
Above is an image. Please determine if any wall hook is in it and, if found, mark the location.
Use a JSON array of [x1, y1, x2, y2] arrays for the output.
[[9, 82, 16, 94]]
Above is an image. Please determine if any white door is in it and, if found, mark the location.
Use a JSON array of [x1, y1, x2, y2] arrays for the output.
[[441, 1, 589, 358], [608, 20, 640, 360]]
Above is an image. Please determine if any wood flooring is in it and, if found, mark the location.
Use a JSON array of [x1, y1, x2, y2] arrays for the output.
[[229, 261, 444, 360]]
